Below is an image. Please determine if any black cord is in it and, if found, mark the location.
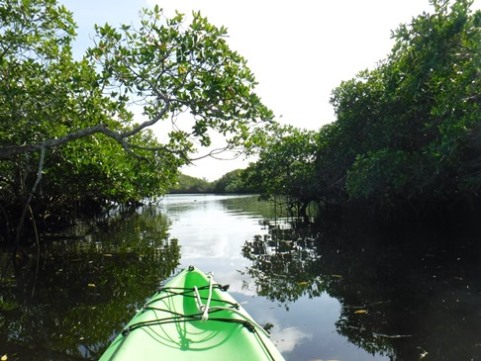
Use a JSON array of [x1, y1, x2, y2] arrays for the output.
[[106, 285, 278, 361], [145, 285, 238, 309]]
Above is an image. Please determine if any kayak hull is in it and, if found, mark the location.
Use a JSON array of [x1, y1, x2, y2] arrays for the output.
[[99, 266, 285, 360]]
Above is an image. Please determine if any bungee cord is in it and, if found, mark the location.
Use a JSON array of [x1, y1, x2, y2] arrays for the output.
[[194, 272, 214, 321], [105, 267, 278, 361]]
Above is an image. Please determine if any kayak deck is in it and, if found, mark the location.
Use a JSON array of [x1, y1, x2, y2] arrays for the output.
[[99, 266, 285, 360]]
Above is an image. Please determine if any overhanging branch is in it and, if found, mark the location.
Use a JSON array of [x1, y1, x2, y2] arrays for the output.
[[0, 103, 170, 159]]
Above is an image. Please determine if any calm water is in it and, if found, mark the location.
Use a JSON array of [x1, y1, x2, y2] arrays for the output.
[[1, 194, 481, 360]]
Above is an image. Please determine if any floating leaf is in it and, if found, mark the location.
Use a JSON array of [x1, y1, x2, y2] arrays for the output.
[[298, 281, 309, 286], [87, 283, 96, 288], [354, 309, 368, 314], [419, 350, 429, 359], [1, 354, 7, 361], [262, 322, 274, 332]]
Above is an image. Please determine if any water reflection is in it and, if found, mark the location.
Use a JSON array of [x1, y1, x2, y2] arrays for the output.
[[159, 195, 384, 361], [3, 194, 480, 361], [243, 219, 481, 360], [0, 206, 179, 360], [157, 194, 273, 275], [242, 220, 324, 304]]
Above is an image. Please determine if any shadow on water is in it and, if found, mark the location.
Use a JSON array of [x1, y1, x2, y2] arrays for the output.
[[242, 217, 481, 360], [0, 205, 180, 360]]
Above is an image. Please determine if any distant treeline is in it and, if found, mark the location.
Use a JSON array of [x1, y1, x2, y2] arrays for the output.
[[170, 170, 257, 194]]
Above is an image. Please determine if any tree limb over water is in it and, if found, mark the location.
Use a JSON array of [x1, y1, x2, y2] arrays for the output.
[[0, 0, 272, 244]]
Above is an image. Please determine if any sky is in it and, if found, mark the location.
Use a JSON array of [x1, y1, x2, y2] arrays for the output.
[[59, 0, 481, 181]]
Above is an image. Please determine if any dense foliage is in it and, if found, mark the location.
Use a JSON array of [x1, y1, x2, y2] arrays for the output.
[[247, 0, 481, 220], [243, 125, 319, 216], [170, 174, 212, 193], [169, 170, 256, 194], [327, 0, 481, 211], [212, 169, 257, 193], [0, 0, 272, 244]]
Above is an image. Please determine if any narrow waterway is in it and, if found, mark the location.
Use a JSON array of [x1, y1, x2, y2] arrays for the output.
[[1, 194, 481, 360], [157, 194, 387, 360]]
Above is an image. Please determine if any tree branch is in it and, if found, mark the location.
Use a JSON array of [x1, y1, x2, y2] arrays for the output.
[[188, 146, 242, 161], [0, 101, 170, 159]]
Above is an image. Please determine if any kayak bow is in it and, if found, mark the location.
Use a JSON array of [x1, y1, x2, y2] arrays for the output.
[[99, 266, 285, 360]]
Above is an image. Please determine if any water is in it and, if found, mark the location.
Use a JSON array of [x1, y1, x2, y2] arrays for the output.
[[157, 194, 384, 360], [1, 194, 481, 360]]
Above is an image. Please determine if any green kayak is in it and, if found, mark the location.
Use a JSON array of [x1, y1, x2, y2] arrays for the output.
[[99, 266, 286, 360]]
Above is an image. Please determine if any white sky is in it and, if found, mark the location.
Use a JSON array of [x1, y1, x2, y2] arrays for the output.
[[60, 0, 481, 181]]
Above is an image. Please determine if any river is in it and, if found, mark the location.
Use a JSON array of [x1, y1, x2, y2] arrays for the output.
[[1, 194, 481, 360]]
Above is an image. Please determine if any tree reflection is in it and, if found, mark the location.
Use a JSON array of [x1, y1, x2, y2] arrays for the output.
[[243, 218, 481, 360], [0, 205, 180, 360], [242, 220, 324, 304]]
